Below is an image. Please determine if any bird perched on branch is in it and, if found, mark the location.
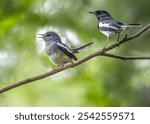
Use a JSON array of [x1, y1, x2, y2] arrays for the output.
[[38, 31, 93, 66], [89, 10, 141, 49]]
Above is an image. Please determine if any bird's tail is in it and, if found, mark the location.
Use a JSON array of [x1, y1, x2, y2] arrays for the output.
[[72, 42, 93, 53], [121, 23, 141, 30]]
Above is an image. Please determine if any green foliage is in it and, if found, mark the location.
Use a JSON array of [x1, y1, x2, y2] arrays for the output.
[[0, 0, 150, 106]]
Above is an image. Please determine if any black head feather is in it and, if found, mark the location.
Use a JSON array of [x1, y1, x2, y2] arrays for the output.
[[90, 10, 112, 21]]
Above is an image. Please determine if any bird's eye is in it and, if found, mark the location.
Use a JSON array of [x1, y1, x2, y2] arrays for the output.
[[46, 33, 51, 37]]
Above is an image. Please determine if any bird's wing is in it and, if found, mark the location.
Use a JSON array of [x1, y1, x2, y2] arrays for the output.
[[56, 42, 77, 60], [110, 20, 123, 29], [99, 20, 122, 31]]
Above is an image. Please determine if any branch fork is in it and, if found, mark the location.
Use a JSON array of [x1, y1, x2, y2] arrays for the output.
[[0, 24, 150, 94]]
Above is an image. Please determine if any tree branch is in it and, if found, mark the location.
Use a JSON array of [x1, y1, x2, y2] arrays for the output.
[[0, 24, 150, 94], [102, 53, 150, 60]]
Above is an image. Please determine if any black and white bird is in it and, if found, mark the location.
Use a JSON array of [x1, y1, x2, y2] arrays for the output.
[[38, 31, 93, 66], [89, 10, 140, 49]]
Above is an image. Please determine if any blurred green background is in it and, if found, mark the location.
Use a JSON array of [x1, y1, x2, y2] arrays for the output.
[[0, 0, 150, 106]]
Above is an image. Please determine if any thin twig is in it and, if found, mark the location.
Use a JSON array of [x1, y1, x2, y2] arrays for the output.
[[0, 24, 150, 94], [102, 53, 150, 60]]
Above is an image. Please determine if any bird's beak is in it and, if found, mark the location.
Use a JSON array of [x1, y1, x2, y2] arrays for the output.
[[37, 34, 45, 38], [89, 11, 96, 15]]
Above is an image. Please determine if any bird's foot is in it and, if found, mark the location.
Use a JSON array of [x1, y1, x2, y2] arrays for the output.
[[101, 47, 106, 53], [57, 64, 64, 68], [69, 61, 74, 64], [116, 41, 120, 48]]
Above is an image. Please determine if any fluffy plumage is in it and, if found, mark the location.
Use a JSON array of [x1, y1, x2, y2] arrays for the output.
[[38, 31, 93, 66]]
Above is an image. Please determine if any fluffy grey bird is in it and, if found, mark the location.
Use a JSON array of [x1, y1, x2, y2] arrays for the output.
[[38, 31, 93, 66]]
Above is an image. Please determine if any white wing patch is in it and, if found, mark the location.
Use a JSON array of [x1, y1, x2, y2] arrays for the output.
[[99, 22, 119, 30], [56, 42, 72, 53]]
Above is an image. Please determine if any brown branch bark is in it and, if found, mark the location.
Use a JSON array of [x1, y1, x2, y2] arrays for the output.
[[102, 53, 150, 60], [0, 24, 150, 94]]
